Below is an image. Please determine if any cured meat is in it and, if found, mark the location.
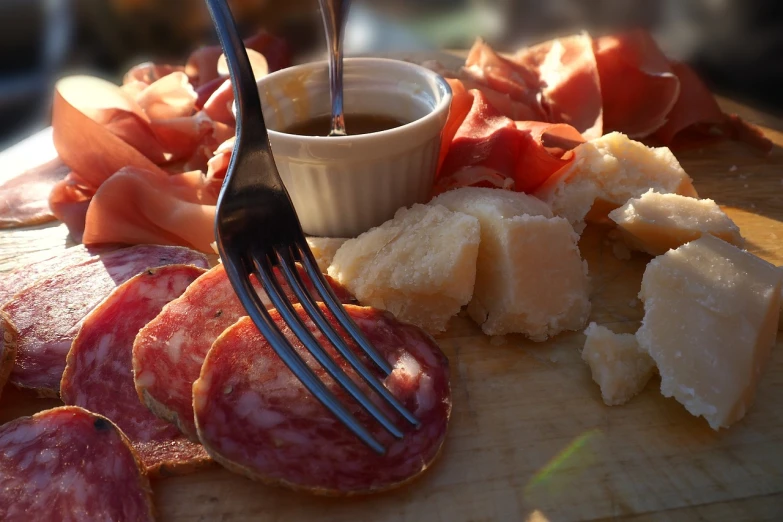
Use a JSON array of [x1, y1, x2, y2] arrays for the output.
[[513, 32, 603, 140], [0, 159, 70, 228], [133, 263, 354, 441], [49, 69, 228, 244], [186, 30, 291, 87], [81, 167, 220, 252], [48, 171, 95, 242], [193, 304, 451, 495], [651, 61, 724, 146], [435, 87, 584, 195], [0, 244, 115, 304], [60, 265, 211, 476], [593, 30, 680, 138], [463, 39, 542, 115], [0, 406, 154, 522], [2, 244, 208, 396], [0, 312, 17, 400]]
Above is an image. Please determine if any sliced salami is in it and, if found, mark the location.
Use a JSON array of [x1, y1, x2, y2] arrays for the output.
[[194, 304, 451, 495], [0, 406, 154, 522], [2, 244, 209, 396], [61, 264, 211, 476], [0, 311, 17, 400], [133, 263, 354, 441], [0, 244, 114, 304]]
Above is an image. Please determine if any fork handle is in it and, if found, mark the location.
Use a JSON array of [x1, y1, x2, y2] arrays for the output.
[[205, 0, 270, 150]]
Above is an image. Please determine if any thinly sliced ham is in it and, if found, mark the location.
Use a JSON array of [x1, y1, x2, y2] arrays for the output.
[[593, 30, 680, 138], [186, 30, 291, 88], [124, 63, 186, 86], [82, 167, 218, 252], [513, 33, 603, 140], [435, 87, 584, 195], [52, 76, 168, 188], [48, 171, 94, 242], [0, 159, 69, 228]]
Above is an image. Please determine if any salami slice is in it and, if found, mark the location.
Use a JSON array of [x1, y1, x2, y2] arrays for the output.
[[0, 311, 17, 400], [0, 406, 154, 522], [133, 263, 354, 441], [61, 264, 211, 476], [2, 244, 209, 396], [0, 244, 115, 304], [194, 304, 451, 495]]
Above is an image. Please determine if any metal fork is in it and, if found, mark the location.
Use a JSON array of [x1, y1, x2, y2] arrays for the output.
[[204, 0, 419, 454]]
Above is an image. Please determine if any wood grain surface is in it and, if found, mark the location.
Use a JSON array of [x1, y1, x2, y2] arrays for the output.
[[1, 63, 782, 521]]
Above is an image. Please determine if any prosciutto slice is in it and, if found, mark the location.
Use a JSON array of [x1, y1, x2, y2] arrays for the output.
[[593, 30, 681, 138], [513, 32, 603, 140], [42, 30, 289, 249], [435, 85, 584, 195]]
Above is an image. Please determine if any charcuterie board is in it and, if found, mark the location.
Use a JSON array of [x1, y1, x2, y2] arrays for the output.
[[1, 51, 783, 521]]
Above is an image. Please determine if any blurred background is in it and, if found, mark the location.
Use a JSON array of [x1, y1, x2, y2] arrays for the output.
[[0, 0, 781, 148]]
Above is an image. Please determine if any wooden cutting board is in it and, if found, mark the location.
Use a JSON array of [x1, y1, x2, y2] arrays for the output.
[[2, 59, 783, 521]]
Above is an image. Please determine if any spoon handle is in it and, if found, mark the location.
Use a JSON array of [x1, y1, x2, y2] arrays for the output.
[[319, 0, 351, 137]]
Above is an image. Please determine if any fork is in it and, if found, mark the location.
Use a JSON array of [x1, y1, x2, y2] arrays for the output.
[[204, 0, 419, 454]]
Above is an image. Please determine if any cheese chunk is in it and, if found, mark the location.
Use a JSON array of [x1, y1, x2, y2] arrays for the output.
[[608, 190, 744, 255], [582, 323, 656, 406], [306, 237, 348, 273], [534, 132, 697, 233], [328, 204, 480, 332], [432, 187, 590, 339], [636, 234, 782, 430]]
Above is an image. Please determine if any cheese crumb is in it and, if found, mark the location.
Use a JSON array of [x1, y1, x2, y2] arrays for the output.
[[432, 187, 590, 340], [636, 235, 782, 430], [328, 204, 480, 333], [306, 237, 348, 273], [534, 132, 697, 233], [582, 323, 656, 406], [608, 190, 744, 255]]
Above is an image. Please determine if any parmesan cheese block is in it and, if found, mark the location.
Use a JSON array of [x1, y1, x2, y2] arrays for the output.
[[432, 187, 590, 339], [306, 237, 348, 273], [608, 190, 744, 255], [328, 204, 480, 332], [534, 132, 698, 233], [636, 234, 782, 430], [582, 323, 656, 406]]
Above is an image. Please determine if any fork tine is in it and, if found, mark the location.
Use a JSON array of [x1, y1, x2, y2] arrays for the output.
[[252, 247, 405, 439], [221, 249, 386, 454], [280, 245, 421, 428], [296, 246, 394, 376]]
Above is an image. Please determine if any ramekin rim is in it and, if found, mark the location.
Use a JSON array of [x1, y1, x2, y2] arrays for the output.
[[257, 57, 453, 145]]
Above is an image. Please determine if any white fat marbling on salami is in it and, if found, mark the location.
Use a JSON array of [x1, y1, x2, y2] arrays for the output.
[[132, 263, 354, 441], [0, 406, 154, 521], [193, 304, 451, 495], [60, 265, 211, 476], [3, 244, 208, 395]]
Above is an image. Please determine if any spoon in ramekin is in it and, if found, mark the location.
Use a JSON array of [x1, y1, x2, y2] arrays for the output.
[[318, 0, 351, 137]]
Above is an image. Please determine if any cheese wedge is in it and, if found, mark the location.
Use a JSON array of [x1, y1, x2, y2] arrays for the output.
[[608, 190, 744, 255], [636, 234, 781, 430], [306, 237, 348, 273], [432, 187, 590, 339], [534, 132, 697, 233], [582, 323, 656, 406], [328, 204, 480, 332]]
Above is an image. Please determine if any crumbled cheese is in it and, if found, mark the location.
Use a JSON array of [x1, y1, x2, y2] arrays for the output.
[[534, 132, 697, 233], [328, 204, 480, 333], [582, 323, 656, 406], [636, 234, 782, 430], [608, 190, 744, 255], [432, 187, 590, 340]]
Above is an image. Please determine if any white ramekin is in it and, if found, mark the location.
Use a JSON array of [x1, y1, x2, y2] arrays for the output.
[[256, 58, 452, 238]]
